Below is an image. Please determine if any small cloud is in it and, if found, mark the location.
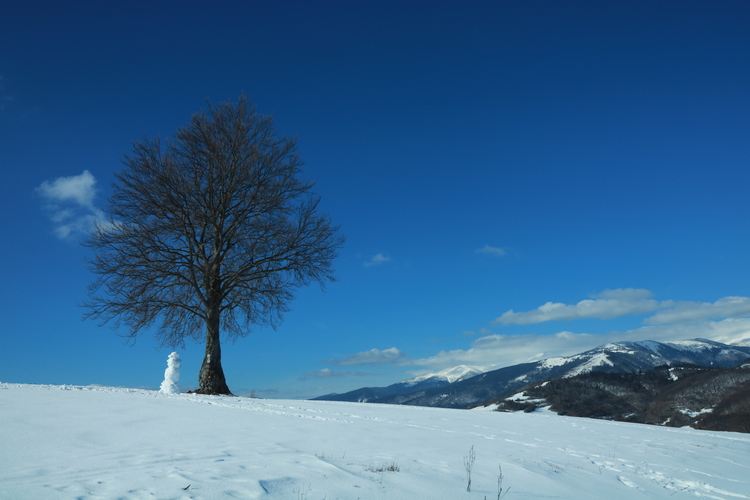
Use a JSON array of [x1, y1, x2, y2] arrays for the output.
[[463, 328, 495, 337], [37, 170, 98, 207], [36, 170, 107, 240], [364, 253, 391, 267], [325, 347, 411, 366], [302, 368, 371, 380], [475, 244, 507, 257]]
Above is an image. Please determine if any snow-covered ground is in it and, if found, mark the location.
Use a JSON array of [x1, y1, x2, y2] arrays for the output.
[[1, 383, 749, 499]]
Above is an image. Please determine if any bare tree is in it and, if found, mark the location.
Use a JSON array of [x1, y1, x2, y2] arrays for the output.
[[84, 95, 344, 394]]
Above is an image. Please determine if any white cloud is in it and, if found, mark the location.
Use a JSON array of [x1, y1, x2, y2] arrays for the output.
[[326, 347, 410, 366], [495, 289, 750, 329], [475, 244, 507, 257], [645, 297, 750, 325], [364, 253, 391, 267], [37, 170, 98, 208], [494, 288, 662, 325], [411, 317, 750, 373], [413, 331, 601, 372], [52, 213, 107, 240], [36, 170, 107, 240]]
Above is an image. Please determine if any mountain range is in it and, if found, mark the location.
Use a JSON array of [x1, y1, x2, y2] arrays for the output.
[[312, 365, 482, 403], [313, 338, 750, 409]]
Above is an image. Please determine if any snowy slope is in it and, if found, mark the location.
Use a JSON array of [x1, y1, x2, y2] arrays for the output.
[[1, 383, 749, 500]]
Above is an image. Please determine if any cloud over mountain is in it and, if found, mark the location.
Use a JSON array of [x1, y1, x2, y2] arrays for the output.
[[494, 288, 661, 325], [645, 297, 750, 325]]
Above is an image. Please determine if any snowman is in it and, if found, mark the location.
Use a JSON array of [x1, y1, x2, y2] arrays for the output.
[[159, 352, 181, 394]]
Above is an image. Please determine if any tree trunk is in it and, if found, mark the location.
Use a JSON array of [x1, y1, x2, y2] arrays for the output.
[[198, 303, 231, 395]]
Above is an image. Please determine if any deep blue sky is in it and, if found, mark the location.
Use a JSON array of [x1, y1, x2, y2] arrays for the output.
[[2, 1, 750, 398]]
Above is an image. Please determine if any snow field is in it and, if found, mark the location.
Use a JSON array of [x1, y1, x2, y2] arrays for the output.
[[1, 383, 749, 499]]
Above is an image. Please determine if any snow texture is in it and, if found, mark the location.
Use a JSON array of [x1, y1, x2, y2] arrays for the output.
[[565, 352, 614, 377], [635, 340, 663, 355], [1, 382, 749, 499], [159, 351, 181, 394], [540, 357, 568, 369]]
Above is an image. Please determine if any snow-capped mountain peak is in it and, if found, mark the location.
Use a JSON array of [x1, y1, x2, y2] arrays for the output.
[[403, 365, 484, 386]]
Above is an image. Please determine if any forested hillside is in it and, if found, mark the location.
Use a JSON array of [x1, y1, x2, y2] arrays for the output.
[[485, 364, 750, 433]]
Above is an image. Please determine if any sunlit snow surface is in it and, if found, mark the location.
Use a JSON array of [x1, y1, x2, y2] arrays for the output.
[[539, 357, 568, 369], [564, 353, 614, 378], [2, 383, 749, 499]]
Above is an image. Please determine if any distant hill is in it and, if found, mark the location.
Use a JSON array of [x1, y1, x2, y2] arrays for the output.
[[313, 339, 750, 409], [482, 362, 750, 433], [311, 365, 483, 403]]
